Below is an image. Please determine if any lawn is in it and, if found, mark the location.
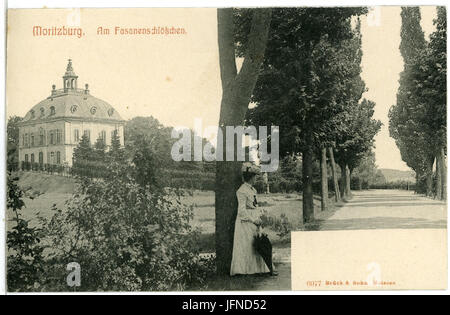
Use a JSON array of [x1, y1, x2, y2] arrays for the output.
[[10, 172, 335, 249]]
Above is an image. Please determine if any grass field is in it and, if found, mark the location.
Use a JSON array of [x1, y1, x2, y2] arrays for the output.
[[9, 172, 335, 247]]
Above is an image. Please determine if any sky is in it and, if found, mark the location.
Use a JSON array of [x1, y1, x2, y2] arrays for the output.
[[7, 7, 438, 171]]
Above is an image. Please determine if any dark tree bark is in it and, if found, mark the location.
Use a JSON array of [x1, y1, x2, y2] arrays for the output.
[[328, 147, 341, 202], [215, 8, 272, 275], [439, 147, 447, 200], [340, 163, 346, 198], [320, 147, 328, 211], [345, 166, 352, 197], [436, 153, 442, 199], [302, 132, 315, 223], [340, 163, 351, 198], [415, 172, 419, 194]]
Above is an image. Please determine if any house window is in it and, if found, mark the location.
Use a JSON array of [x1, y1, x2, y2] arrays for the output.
[[50, 131, 55, 145], [39, 152, 43, 165], [24, 134, 29, 147], [40, 108, 45, 117], [39, 129, 44, 145], [50, 152, 55, 164], [56, 152, 61, 164], [100, 130, 106, 144], [25, 154, 29, 163], [50, 106, 56, 116], [56, 130, 62, 144], [74, 129, 80, 142], [31, 153, 35, 164], [84, 130, 91, 144], [30, 110, 35, 119], [31, 134, 35, 147]]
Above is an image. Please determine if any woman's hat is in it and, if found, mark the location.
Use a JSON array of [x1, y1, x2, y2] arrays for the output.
[[242, 162, 260, 174]]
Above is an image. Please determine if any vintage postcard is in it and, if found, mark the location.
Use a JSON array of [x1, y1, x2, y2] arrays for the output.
[[4, 5, 447, 293]]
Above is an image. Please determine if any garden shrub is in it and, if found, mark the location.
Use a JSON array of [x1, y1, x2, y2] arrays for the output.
[[40, 154, 214, 291], [261, 213, 291, 238]]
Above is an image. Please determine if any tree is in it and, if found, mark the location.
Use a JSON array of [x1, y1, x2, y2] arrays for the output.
[[125, 116, 214, 173], [246, 8, 368, 219], [215, 8, 272, 275], [109, 129, 125, 163], [132, 136, 163, 189], [334, 99, 382, 197], [389, 7, 431, 195], [125, 117, 173, 165], [93, 136, 107, 161], [73, 134, 94, 164], [431, 7, 447, 200], [351, 150, 379, 189], [389, 7, 447, 199], [373, 169, 387, 186], [411, 7, 447, 199], [322, 17, 367, 201]]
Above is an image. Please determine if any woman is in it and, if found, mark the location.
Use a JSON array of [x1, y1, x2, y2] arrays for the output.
[[230, 162, 274, 276]]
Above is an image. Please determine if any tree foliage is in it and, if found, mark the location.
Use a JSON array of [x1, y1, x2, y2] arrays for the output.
[[7, 174, 45, 292], [7, 116, 23, 171], [389, 7, 447, 197], [334, 99, 382, 171], [242, 8, 380, 218], [245, 8, 369, 155]]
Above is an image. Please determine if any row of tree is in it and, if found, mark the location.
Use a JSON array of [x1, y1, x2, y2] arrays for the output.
[[389, 7, 447, 199], [215, 8, 382, 274]]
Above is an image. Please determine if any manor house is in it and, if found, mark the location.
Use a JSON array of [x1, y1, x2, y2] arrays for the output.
[[18, 59, 125, 166]]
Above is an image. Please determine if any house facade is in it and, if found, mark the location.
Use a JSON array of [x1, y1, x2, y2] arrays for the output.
[[17, 59, 125, 167]]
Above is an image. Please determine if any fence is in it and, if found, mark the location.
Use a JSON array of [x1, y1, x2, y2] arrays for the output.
[[10, 161, 74, 177], [11, 161, 218, 190]]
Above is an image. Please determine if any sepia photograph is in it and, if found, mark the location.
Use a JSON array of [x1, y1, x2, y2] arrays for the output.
[[3, 3, 448, 294]]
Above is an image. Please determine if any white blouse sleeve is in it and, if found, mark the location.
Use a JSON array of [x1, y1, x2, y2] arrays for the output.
[[236, 188, 260, 223]]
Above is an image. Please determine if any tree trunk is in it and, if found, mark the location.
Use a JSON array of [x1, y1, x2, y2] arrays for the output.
[[440, 147, 447, 200], [425, 156, 434, 197], [215, 141, 241, 275], [263, 172, 270, 194], [415, 172, 419, 194], [320, 147, 328, 211], [345, 165, 352, 197], [215, 8, 272, 275], [341, 163, 351, 198], [340, 163, 347, 198], [436, 153, 442, 199], [328, 147, 341, 202], [302, 140, 314, 223]]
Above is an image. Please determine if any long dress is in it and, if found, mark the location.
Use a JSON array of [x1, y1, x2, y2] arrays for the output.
[[230, 182, 270, 276]]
